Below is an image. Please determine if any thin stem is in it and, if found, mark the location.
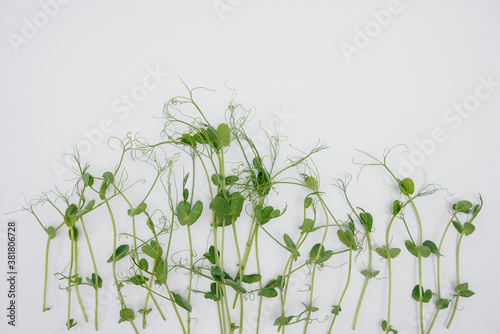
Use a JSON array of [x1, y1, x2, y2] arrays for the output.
[[42, 236, 50, 312], [104, 200, 139, 334], [79, 217, 99, 330], [66, 233, 74, 330], [73, 239, 88, 322], [255, 228, 263, 334], [352, 235, 372, 330], [327, 249, 353, 333], [385, 214, 398, 334], [446, 232, 464, 329], [187, 225, 194, 334]]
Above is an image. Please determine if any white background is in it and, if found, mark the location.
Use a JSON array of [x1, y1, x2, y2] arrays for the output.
[[1, 1, 500, 334]]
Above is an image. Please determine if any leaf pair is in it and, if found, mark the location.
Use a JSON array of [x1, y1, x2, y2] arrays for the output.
[[210, 191, 244, 226], [337, 229, 357, 250], [375, 246, 401, 259], [309, 243, 333, 264], [176, 200, 203, 226], [255, 204, 280, 225], [405, 240, 440, 258], [283, 234, 300, 260], [412, 285, 432, 303], [453, 221, 476, 236]]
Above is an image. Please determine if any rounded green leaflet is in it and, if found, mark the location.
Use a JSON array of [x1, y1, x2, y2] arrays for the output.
[[392, 200, 401, 214], [309, 243, 324, 262], [217, 123, 231, 147], [463, 222, 476, 236], [127, 202, 147, 217], [107, 244, 129, 263], [68, 226, 79, 241], [171, 292, 192, 312], [46, 226, 57, 239], [304, 175, 318, 190], [176, 200, 203, 226], [83, 172, 94, 187], [359, 211, 373, 232], [452, 220, 464, 233], [119, 308, 135, 323], [304, 197, 313, 209], [399, 178, 415, 195], [453, 200, 473, 214], [102, 171, 114, 183], [138, 258, 149, 271]]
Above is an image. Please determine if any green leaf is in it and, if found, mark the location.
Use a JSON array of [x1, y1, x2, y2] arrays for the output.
[[210, 192, 244, 223], [283, 234, 299, 259], [317, 250, 334, 264], [79, 199, 95, 216], [138, 308, 152, 315], [309, 243, 323, 262], [375, 247, 388, 259], [204, 282, 221, 301], [99, 180, 109, 200], [386, 248, 401, 259], [392, 200, 402, 215], [66, 318, 77, 329], [68, 226, 78, 241], [399, 178, 415, 195], [299, 218, 316, 233], [423, 240, 441, 256], [337, 229, 356, 250], [412, 285, 423, 301], [258, 287, 278, 298], [176, 200, 203, 226], [128, 275, 148, 285], [381, 320, 398, 333], [64, 204, 78, 225], [107, 244, 129, 263], [127, 202, 147, 217], [217, 123, 231, 146], [211, 174, 223, 186], [455, 282, 475, 298], [463, 222, 475, 236], [304, 197, 313, 209], [422, 289, 433, 303], [361, 269, 379, 279], [405, 240, 418, 257], [203, 245, 219, 265], [86, 273, 102, 289], [453, 200, 473, 214], [331, 305, 341, 315], [83, 172, 94, 187], [225, 175, 239, 185], [242, 274, 261, 284], [102, 171, 115, 183], [255, 205, 276, 225], [436, 298, 449, 310], [179, 133, 197, 148], [119, 308, 135, 323], [415, 245, 431, 258], [46, 226, 56, 239], [273, 315, 293, 326], [171, 292, 192, 312], [359, 211, 373, 232], [138, 258, 149, 271], [142, 241, 163, 260], [452, 220, 464, 233], [304, 176, 318, 190]]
